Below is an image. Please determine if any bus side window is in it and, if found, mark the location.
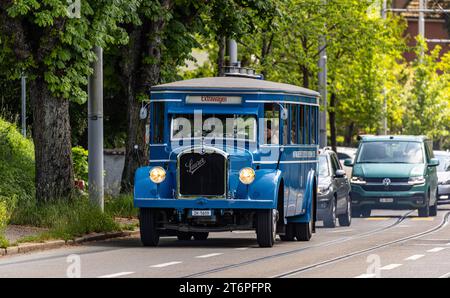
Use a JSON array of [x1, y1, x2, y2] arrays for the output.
[[290, 105, 298, 144], [283, 104, 289, 145], [299, 105, 304, 144], [304, 105, 310, 144], [311, 106, 317, 144], [264, 103, 280, 145], [151, 102, 165, 143]]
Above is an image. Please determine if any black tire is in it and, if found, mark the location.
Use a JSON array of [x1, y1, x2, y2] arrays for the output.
[[279, 223, 295, 241], [295, 221, 313, 241], [139, 208, 160, 247], [338, 197, 352, 227], [256, 209, 277, 247], [177, 232, 192, 241], [192, 232, 209, 241], [418, 192, 430, 217], [360, 208, 371, 218], [429, 191, 438, 217], [351, 206, 362, 218], [323, 198, 337, 228]]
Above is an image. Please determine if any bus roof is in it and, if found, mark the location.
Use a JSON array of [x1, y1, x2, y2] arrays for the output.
[[359, 135, 429, 142], [151, 77, 320, 98]]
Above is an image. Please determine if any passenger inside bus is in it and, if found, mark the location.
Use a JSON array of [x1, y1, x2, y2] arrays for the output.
[[266, 120, 279, 145]]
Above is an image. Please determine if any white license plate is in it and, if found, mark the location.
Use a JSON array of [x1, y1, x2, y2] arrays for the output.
[[380, 198, 394, 203], [192, 210, 212, 217]]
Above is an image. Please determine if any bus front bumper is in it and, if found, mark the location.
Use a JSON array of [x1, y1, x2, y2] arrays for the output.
[[134, 197, 276, 210], [350, 185, 427, 210]]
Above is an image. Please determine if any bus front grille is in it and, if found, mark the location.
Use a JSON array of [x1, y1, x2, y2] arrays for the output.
[[178, 151, 227, 198]]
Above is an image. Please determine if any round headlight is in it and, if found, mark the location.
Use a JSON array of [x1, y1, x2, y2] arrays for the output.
[[239, 167, 255, 185], [149, 166, 166, 184]]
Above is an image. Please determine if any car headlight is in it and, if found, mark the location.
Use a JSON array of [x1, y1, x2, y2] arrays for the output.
[[239, 167, 255, 185], [149, 166, 166, 184], [408, 176, 425, 185], [351, 176, 366, 185]]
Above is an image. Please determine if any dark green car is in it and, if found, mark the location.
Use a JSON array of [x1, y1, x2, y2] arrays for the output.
[[344, 136, 439, 218]]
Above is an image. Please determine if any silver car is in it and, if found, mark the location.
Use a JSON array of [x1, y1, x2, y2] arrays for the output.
[[434, 150, 450, 204]]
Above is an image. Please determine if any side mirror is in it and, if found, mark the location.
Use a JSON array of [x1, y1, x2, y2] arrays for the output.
[[344, 159, 354, 167], [429, 158, 439, 167], [139, 106, 148, 120], [335, 169, 346, 178]]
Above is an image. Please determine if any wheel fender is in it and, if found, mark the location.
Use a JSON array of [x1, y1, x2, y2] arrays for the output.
[[287, 169, 317, 223], [248, 169, 283, 209], [134, 166, 173, 200]]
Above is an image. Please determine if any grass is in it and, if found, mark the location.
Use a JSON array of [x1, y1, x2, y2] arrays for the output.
[[10, 197, 121, 241], [105, 194, 138, 218], [0, 118, 138, 248]]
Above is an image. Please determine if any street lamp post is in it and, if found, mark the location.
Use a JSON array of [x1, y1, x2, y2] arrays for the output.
[[88, 46, 104, 211]]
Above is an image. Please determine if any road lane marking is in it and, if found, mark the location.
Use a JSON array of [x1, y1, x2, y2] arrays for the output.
[[381, 264, 402, 270], [98, 272, 134, 278], [427, 247, 446, 253], [355, 273, 376, 278], [195, 253, 224, 259], [439, 272, 450, 278], [365, 217, 389, 221], [329, 229, 354, 233], [404, 254, 425, 261], [235, 247, 249, 250], [150, 261, 182, 268], [412, 217, 434, 221]]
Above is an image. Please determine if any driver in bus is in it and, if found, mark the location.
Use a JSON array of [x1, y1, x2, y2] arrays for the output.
[[267, 120, 279, 145]]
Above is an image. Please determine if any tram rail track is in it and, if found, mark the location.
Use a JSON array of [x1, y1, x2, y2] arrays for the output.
[[272, 210, 450, 278], [182, 210, 415, 278]]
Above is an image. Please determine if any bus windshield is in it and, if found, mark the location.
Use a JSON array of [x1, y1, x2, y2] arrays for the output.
[[171, 114, 257, 142], [357, 141, 424, 164]]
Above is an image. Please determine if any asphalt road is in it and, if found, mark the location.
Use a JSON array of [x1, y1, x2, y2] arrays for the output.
[[0, 207, 449, 278]]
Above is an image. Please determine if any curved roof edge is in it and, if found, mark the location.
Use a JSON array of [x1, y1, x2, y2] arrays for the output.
[[151, 77, 320, 98]]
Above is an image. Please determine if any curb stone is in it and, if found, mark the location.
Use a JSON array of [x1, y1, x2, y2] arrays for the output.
[[0, 229, 140, 257]]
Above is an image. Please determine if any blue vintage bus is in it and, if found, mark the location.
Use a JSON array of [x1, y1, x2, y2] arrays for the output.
[[134, 75, 320, 247]]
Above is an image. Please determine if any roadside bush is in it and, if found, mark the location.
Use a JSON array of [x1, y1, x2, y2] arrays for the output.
[[0, 118, 35, 205], [72, 146, 88, 182], [0, 200, 9, 248]]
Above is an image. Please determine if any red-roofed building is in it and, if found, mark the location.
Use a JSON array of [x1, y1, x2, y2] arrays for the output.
[[392, 0, 450, 61]]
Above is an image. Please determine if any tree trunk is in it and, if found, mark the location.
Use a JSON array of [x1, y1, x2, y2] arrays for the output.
[[120, 0, 172, 193], [329, 92, 337, 153], [217, 35, 226, 76], [344, 122, 354, 147], [30, 78, 74, 202], [301, 66, 310, 89]]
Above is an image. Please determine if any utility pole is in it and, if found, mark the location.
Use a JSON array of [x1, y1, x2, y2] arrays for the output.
[[21, 74, 26, 137], [318, 0, 328, 148], [88, 46, 104, 211], [382, 0, 388, 135]]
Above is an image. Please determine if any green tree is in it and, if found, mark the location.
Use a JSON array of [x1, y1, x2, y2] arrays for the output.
[[0, 0, 138, 201]]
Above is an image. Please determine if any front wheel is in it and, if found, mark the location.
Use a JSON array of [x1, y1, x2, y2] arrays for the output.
[[193, 232, 209, 241], [418, 193, 430, 217], [177, 232, 192, 241], [279, 223, 295, 241], [338, 197, 352, 227], [429, 191, 438, 217], [256, 209, 277, 247], [323, 198, 337, 228], [139, 208, 160, 247], [295, 220, 313, 241]]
